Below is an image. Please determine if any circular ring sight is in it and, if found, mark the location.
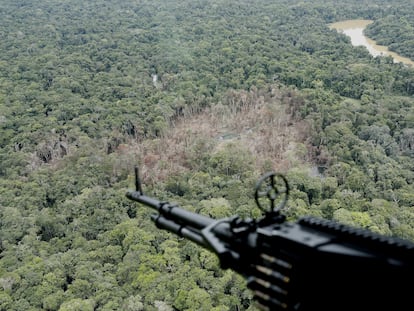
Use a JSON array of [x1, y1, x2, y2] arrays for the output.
[[254, 172, 289, 213]]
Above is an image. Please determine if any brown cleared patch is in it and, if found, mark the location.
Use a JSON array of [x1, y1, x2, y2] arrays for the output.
[[126, 86, 312, 184]]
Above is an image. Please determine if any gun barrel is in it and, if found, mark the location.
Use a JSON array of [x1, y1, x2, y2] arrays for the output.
[[126, 190, 214, 229], [151, 214, 208, 247]]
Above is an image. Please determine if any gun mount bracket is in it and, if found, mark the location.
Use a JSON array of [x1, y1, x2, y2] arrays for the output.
[[201, 216, 239, 269], [255, 172, 289, 214]]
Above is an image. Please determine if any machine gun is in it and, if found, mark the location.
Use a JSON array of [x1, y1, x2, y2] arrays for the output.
[[126, 168, 414, 311]]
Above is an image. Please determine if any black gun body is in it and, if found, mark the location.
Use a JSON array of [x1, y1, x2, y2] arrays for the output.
[[127, 190, 414, 311], [249, 218, 413, 310]]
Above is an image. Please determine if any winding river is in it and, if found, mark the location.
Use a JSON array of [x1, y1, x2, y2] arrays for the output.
[[329, 19, 414, 67]]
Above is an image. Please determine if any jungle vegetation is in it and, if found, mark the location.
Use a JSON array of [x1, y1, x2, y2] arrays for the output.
[[365, 3, 414, 60], [0, 0, 413, 310]]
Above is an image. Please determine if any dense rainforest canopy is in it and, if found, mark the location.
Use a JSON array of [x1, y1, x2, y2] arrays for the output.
[[365, 8, 414, 60], [0, 0, 413, 310]]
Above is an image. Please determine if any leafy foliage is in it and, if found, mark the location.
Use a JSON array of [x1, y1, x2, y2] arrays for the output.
[[365, 8, 414, 60], [1, 0, 413, 310]]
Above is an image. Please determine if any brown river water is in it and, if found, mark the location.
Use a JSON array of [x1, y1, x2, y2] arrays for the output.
[[329, 19, 414, 67]]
